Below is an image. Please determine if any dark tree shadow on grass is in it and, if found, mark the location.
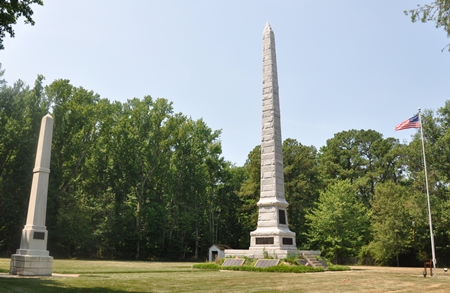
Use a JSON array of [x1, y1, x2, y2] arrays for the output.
[[0, 277, 153, 293]]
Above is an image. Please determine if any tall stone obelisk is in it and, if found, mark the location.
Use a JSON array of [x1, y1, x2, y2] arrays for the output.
[[248, 23, 296, 257], [10, 114, 54, 276]]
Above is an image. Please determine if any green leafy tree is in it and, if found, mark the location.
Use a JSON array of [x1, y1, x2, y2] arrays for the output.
[[213, 164, 248, 248], [237, 145, 260, 246], [63, 98, 118, 258], [0, 76, 233, 260], [367, 182, 420, 266], [160, 114, 191, 258], [405, 105, 450, 262], [110, 96, 174, 260], [189, 119, 224, 259], [319, 129, 404, 206], [283, 138, 321, 247], [405, 1, 450, 51], [306, 180, 370, 264], [45, 79, 107, 257], [0, 0, 43, 50], [418, 105, 450, 191], [165, 117, 224, 259]]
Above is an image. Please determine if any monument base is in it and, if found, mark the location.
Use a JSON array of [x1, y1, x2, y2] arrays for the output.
[[224, 248, 296, 259], [244, 226, 297, 258], [224, 248, 321, 260], [250, 227, 296, 246], [10, 254, 53, 276]]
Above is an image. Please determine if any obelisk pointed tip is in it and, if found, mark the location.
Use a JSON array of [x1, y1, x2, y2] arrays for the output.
[[264, 22, 272, 32]]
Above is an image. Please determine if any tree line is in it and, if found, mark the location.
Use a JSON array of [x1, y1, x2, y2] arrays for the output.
[[1, 74, 450, 266]]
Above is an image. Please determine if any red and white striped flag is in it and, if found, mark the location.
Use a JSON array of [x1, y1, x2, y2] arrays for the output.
[[395, 115, 420, 131]]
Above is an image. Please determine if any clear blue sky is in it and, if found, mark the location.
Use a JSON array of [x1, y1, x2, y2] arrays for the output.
[[1, 1, 448, 166]]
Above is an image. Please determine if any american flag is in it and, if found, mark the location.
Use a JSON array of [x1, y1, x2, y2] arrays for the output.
[[395, 115, 420, 131]]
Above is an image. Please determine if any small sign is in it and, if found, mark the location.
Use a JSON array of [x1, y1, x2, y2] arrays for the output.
[[222, 259, 245, 267], [254, 259, 279, 268], [278, 209, 287, 225], [255, 237, 274, 245], [33, 232, 45, 240], [282, 237, 293, 245]]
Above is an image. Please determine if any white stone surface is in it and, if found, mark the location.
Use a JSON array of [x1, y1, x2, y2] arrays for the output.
[[225, 248, 294, 260], [250, 23, 296, 250], [10, 115, 54, 276], [226, 23, 296, 259], [208, 244, 231, 262], [10, 254, 53, 276], [225, 23, 304, 258]]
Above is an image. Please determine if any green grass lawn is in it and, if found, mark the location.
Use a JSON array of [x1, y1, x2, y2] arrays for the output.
[[1, 258, 450, 292]]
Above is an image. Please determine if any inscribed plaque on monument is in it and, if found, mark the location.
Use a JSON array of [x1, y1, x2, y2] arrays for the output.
[[254, 259, 279, 268], [222, 259, 245, 267], [278, 209, 286, 224], [33, 232, 45, 240], [282, 238, 293, 245], [255, 237, 274, 245]]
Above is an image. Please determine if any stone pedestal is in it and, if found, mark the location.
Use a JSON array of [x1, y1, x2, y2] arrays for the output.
[[225, 249, 320, 260], [10, 255, 53, 276]]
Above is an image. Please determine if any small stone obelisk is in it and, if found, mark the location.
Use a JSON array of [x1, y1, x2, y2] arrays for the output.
[[10, 114, 54, 276], [248, 23, 296, 257]]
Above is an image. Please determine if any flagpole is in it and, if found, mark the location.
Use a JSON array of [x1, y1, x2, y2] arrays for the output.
[[418, 108, 437, 276]]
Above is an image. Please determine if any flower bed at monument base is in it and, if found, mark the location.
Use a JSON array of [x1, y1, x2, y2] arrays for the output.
[[192, 261, 350, 273]]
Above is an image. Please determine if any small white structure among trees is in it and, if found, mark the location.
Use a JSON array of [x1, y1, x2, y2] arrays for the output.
[[209, 244, 231, 262]]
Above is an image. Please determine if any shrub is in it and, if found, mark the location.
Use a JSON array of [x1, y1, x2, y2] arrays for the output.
[[327, 265, 351, 271], [192, 263, 220, 270], [284, 250, 300, 264], [192, 263, 324, 273]]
